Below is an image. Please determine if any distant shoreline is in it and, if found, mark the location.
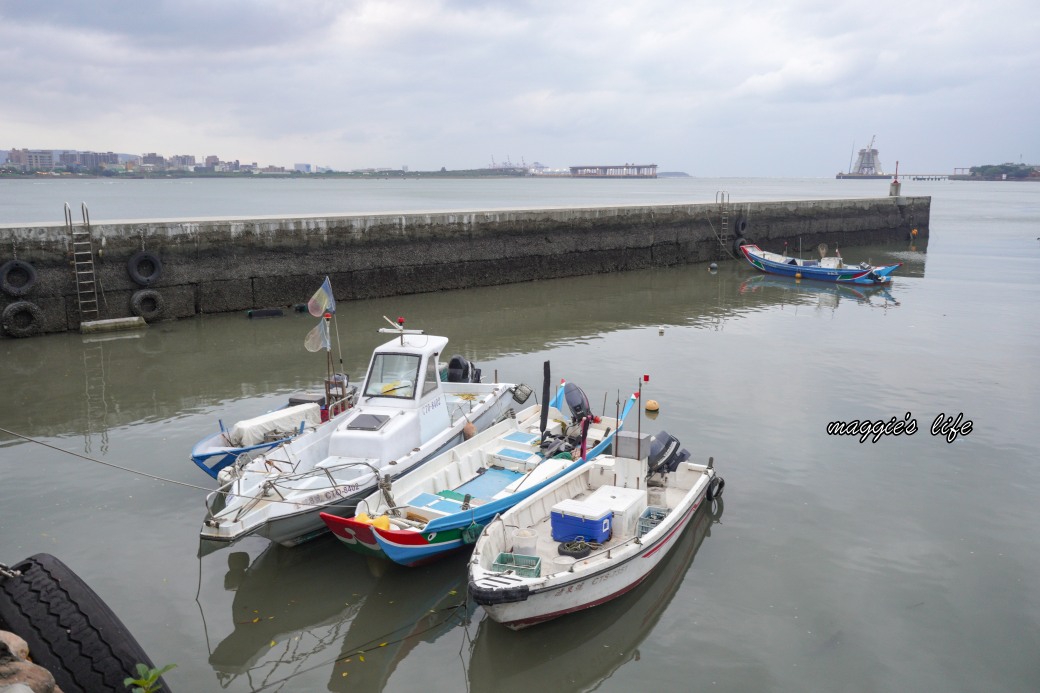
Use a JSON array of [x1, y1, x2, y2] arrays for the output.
[[0, 169, 690, 181]]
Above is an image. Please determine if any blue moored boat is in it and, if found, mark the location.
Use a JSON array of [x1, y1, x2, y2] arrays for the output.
[[739, 244, 901, 285]]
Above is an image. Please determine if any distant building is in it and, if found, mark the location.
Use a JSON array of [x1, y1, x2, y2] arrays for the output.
[[205, 155, 220, 167], [169, 154, 196, 168], [569, 164, 657, 178], [141, 152, 166, 168], [294, 163, 312, 173], [5, 149, 58, 170]]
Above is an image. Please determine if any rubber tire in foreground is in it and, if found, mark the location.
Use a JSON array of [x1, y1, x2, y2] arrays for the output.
[[0, 553, 171, 693]]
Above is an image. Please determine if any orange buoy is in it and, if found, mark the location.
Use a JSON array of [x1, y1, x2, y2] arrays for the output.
[[463, 421, 477, 439], [645, 399, 660, 412]]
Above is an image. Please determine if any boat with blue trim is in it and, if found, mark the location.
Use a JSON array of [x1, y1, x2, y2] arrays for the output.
[[321, 372, 637, 567], [739, 243, 901, 285]]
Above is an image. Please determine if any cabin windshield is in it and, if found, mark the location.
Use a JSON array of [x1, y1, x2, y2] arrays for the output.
[[363, 353, 421, 399]]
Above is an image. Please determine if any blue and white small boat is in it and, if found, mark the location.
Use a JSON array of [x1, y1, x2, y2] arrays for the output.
[[190, 397, 328, 479], [739, 244, 901, 285]]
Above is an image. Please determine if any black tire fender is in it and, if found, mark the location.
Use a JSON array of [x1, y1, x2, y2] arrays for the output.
[[707, 475, 725, 501], [1, 300, 43, 338], [0, 259, 37, 297], [733, 237, 750, 256], [733, 217, 748, 235], [0, 553, 171, 693], [127, 251, 162, 286], [130, 289, 165, 321]]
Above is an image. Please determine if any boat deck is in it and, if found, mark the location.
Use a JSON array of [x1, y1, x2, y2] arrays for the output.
[[506, 483, 689, 577]]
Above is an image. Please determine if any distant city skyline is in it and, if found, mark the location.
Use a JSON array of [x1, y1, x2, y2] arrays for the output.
[[2, 146, 564, 174]]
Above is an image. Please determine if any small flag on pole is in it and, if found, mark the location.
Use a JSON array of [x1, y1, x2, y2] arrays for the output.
[[308, 276, 336, 317], [304, 316, 331, 352]]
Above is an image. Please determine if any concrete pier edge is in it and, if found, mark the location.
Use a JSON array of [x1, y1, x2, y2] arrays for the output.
[[0, 196, 929, 337]]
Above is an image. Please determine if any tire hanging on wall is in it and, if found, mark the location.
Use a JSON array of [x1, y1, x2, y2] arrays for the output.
[[130, 289, 165, 322], [1, 300, 43, 338], [733, 237, 750, 256], [0, 259, 37, 297], [0, 553, 171, 693], [127, 251, 162, 286], [733, 217, 748, 235]]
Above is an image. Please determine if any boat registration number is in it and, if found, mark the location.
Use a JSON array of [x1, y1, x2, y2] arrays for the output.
[[300, 484, 359, 508]]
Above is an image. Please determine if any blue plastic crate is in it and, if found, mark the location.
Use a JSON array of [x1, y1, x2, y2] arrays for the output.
[[637, 505, 669, 537]]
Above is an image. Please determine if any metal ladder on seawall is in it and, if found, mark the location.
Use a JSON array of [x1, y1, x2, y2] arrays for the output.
[[66, 202, 100, 324], [715, 191, 734, 259]]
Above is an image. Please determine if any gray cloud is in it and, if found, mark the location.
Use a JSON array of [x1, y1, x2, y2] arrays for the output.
[[1, 0, 1037, 174]]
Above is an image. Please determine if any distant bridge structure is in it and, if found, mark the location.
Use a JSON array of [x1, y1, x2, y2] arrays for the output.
[[569, 164, 658, 178]]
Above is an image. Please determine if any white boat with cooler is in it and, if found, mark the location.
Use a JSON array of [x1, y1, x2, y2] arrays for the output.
[[200, 318, 530, 548], [468, 429, 724, 629]]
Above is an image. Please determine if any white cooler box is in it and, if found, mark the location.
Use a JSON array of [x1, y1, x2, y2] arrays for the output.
[[584, 485, 648, 538]]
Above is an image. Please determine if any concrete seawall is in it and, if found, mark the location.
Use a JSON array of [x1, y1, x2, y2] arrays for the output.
[[0, 196, 929, 337]]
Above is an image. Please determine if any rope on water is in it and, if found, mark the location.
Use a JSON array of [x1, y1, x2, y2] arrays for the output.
[[0, 426, 356, 510]]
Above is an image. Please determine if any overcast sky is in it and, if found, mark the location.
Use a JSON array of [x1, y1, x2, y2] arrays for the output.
[[1, 0, 1037, 176]]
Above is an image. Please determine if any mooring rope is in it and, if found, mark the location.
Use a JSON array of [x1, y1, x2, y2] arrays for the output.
[[0, 426, 216, 492], [0, 426, 361, 510]]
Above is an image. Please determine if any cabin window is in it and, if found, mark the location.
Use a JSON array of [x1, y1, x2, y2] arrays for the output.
[[364, 353, 421, 399], [423, 354, 440, 395]]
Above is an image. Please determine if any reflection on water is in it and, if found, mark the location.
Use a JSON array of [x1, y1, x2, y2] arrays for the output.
[[201, 533, 471, 692], [739, 275, 901, 312], [466, 499, 723, 691], [201, 500, 723, 693], [0, 239, 924, 448], [204, 535, 376, 689]]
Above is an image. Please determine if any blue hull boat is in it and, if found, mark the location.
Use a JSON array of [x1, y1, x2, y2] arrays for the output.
[[739, 244, 901, 285]]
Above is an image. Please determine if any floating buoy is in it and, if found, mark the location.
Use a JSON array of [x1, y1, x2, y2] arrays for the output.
[[795, 272, 802, 279], [708, 262, 717, 271], [645, 399, 659, 412], [911, 228, 918, 237], [658, 326, 664, 335]]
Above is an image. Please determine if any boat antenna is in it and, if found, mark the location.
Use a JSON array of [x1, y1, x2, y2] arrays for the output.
[[380, 315, 422, 344], [322, 312, 334, 378], [637, 375, 648, 459], [332, 313, 345, 374], [539, 361, 550, 443]]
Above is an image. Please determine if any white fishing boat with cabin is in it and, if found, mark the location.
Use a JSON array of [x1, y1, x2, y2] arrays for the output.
[[200, 318, 530, 548]]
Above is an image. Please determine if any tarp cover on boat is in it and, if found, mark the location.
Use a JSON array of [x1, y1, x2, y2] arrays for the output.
[[228, 403, 321, 447]]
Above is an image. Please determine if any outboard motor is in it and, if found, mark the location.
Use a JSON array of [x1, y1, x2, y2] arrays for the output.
[[647, 430, 690, 475], [563, 382, 591, 424], [446, 354, 482, 383]]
